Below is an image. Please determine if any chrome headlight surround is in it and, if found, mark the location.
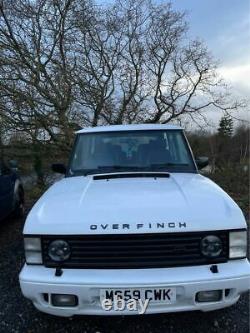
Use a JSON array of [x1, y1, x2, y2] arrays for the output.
[[24, 237, 42, 264], [229, 230, 247, 259], [48, 240, 71, 262]]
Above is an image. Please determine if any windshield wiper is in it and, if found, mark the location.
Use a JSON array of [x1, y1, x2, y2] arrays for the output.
[[97, 165, 141, 170], [149, 163, 189, 170], [81, 165, 142, 176], [73, 164, 189, 176]]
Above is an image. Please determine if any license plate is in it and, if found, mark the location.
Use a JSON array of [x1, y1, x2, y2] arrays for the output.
[[100, 287, 176, 304]]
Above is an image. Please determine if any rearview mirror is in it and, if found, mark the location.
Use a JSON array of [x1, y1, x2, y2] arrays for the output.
[[51, 163, 66, 174], [195, 157, 209, 170]]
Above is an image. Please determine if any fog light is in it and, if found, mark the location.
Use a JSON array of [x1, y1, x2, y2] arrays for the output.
[[51, 294, 78, 307], [196, 290, 222, 303]]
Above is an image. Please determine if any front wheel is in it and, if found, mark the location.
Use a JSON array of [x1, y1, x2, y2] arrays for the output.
[[13, 186, 25, 218]]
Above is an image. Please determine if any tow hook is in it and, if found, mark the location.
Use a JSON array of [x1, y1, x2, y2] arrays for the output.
[[55, 268, 63, 277], [210, 265, 218, 273]]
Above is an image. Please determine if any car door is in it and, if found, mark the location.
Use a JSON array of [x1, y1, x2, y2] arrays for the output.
[[0, 161, 15, 220]]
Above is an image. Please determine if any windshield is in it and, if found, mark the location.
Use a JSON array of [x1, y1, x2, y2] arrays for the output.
[[69, 130, 196, 176]]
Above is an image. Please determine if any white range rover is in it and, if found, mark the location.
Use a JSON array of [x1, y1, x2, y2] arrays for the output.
[[19, 124, 250, 317]]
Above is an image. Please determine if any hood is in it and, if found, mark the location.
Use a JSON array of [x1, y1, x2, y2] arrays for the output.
[[24, 173, 246, 235]]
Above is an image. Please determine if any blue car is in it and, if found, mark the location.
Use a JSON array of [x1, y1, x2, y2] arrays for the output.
[[0, 160, 24, 221]]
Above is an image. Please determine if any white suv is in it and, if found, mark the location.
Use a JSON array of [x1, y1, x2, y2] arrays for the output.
[[19, 124, 250, 317]]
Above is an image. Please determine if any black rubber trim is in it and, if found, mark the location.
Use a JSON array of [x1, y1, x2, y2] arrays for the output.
[[93, 172, 170, 180]]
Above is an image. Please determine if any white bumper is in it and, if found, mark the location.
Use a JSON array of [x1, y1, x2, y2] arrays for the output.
[[19, 259, 250, 317]]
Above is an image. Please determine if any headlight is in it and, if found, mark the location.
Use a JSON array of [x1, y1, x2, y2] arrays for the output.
[[201, 235, 223, 258], [229, 230, 247, 259], [48, 240, 71, 262], [24, 237, 42, 264]]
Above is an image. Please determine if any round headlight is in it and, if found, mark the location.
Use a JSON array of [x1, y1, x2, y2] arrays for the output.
[[201, 235, 223, 258], [48, 240, 71, 262]]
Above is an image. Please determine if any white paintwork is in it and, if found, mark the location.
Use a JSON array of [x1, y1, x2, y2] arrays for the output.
[[19, 125, 250, 316], [76, 123, 182, 134], [23, 173, 246, 235], [20, 260, 250, 316]]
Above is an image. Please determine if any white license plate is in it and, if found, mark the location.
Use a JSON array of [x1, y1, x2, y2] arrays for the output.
[[100, 287, 176, 304]]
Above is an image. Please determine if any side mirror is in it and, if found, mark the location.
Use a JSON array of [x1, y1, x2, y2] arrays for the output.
[[195, 156, 209, 170], [51, 163, 66, 174]]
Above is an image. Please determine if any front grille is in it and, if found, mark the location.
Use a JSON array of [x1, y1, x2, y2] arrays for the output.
[[42, 231, 229, 269]]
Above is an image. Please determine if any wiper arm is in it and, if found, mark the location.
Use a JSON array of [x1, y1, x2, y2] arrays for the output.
[[71, 164, 189, 176], [82, 165, 141, 176], [97, 165, 141, 170], [149, 163, 189, 169]]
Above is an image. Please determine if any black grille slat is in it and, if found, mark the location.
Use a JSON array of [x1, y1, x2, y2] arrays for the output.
[[70, 248, 200, 256], [42, 231, 229, 269], [47, 253, 203, 261], [68, 244, 199, 251], [43, 236, 207, 244], [66, 246, 228, 258]]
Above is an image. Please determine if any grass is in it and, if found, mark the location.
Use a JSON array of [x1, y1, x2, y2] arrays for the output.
[[208, 168, 249, 221]]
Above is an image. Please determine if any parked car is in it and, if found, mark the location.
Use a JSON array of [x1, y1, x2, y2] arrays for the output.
[[19, 124, 249, 317], [0, 160, 24, 221]]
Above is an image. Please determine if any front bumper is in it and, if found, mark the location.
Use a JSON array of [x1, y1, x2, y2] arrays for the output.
[[19, 259, 250, 317]]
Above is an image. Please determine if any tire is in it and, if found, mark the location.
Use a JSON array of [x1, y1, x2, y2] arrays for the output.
[[13, 186, 25, 218]]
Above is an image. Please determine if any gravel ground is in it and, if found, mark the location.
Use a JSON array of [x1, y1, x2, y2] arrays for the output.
[[0, 212, 249, 333]]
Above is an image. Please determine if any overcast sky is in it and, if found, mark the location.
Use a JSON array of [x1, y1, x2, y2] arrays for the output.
[[98, 0, 250, 128], [169, 0, 250, 129], [172, 0, 250, 96]]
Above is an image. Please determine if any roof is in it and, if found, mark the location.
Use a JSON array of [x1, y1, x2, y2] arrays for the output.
[[76, 124, 182, 134]]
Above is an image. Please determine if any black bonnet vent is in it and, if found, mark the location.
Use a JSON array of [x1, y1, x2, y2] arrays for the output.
[[93, 172, 170, 180]]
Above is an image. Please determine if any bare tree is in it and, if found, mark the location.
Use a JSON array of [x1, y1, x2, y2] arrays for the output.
[[74, 0, 242, 125], [109, 0, 151, 124], [73, 2, 124, 126], [0, 0, 244, 142], [142, 2, 241, 123], [0, 0, 83, 149]]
